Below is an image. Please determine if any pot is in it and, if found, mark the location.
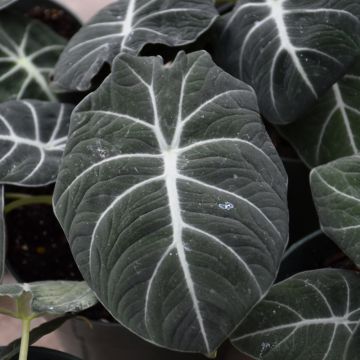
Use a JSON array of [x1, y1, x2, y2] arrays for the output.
[[9, 0, 82, 29], [2, 346, 80, 360], [58, 319, 233, 360]]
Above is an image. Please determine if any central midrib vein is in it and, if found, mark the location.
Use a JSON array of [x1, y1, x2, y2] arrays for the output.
[[121, 0, 136, 50]]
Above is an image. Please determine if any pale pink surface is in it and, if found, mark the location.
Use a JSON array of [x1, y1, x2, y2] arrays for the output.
[[60, 0, 115, 22], [0, 0, 115, 353]]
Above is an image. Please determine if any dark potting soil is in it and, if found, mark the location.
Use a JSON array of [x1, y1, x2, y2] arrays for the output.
[[6, 202, 82, 282], [26, 5, 80, 39], [5, 185, 115, 322]]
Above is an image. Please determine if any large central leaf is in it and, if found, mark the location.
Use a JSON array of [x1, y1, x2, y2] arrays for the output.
[[215, 0, 360, 124], [53, 0, 217, 92], [54, 51, 288, 353]]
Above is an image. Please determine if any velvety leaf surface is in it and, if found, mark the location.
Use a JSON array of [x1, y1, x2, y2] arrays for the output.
[[0, 100, 73, 186], [231, 269, 360, 360], [53, 0, 218, 92], [215, 0, 360, 124], [278, 60, 360, 167], [0, 281, 98, 315], [344, 321, 360, 360], [53, 51, 288, 353], [0, 12, 65, 101], [310, 155, 360, 267]]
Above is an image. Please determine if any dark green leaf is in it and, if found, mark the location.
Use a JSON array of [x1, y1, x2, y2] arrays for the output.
[[53, 0, 218, 92], [231, 269, 360, 360], [0, 12, 65, 101], [310, 155, 360, 267], [215, 0, 360, 124], [278, 60, 360, 167], [0, 100, 73, 186], [54, 51, 288, 353]]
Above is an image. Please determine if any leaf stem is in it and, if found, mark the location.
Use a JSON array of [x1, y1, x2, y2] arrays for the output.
[[19, 318, 31, 360], [5, 193, 32, 200], [4, 195, 53, 214]]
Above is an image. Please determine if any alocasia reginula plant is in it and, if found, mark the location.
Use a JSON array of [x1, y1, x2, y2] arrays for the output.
[[1, 0, 360, 359]]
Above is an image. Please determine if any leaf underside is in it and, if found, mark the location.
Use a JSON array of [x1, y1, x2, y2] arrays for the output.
[[278, 59, 360, 168], [52, 0, 218, 92], [231, 269, 360, 360], [0, 100, 73, 186], [310, 155, 360, 268], [216, 0, 360, 124], [54, 51, 288, 353], [0, 281, 98, 315], [0, 11, 65, 101]]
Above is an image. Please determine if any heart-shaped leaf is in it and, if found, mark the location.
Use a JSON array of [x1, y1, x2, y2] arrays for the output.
[[0, 12, 65, 101], [278, 60, 360, 168], [231, 269, 360, 360], [53, 51, 288, 353], [215, 0, 360, 124], [0, 0, 16, 10], [0, 186, 4, 283], [0, 281, 98, 316], [53, 0, 218, 92], [310, 155, 360, 268], [0, 100, 73, 186]]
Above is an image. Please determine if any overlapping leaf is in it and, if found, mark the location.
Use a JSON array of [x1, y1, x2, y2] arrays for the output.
[[310, 155, 360, 267], [279, 60, 360, 167], [0, 12, 65, 101], [53, 0, 218, 92], [53, 51, 288, 353], [0, 281, 97, 315], [0, 100, 73, 186], [215, 0, 360, 124], [231, 269, 360, 360]]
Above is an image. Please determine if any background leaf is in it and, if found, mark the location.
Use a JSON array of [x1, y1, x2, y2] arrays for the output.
[[278, 59, 360, 168], [54, 51, 288, 353], [53, 0, 218, 92], [0, 11, 65, 101], [215, 0, 360, 124], [0, 100, 73, 186], [231, 269, 360, 360], [310, 155, 360, 268]]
